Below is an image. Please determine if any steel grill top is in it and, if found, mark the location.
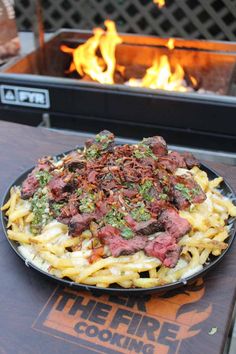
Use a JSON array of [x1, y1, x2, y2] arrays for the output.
[[15, 0, 236, 41]]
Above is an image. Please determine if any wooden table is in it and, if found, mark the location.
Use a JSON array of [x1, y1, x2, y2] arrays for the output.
[[0, 121, 236, 354]]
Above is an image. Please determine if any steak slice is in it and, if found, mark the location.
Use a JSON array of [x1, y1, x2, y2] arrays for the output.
[[134, 218, 161, 235], [85, 130, 115, 153], [182, 152, 200, 169], [123, 189, 138, 198], [145, 232, 181, 268], [142, 136, 168, 156], [56, 194, 78, 224], [170, 175, 206, 209], [150, 200, 169, 214], [158, 152, 186, 173], [69, 213, 94, 236], [21, 172, 39, 199], [158, 208, 191, 241], [98, 225, 147, 257], [48, 174, 76, 202]]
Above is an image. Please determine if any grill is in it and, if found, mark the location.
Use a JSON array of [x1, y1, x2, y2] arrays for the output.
[[0, 28, 236, 152]]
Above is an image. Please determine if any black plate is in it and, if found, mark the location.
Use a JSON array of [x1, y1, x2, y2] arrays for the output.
[[1, 157, 236, 295]]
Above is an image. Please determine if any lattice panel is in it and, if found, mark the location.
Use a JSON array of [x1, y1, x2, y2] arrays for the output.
[[15, 0, 236, 40]]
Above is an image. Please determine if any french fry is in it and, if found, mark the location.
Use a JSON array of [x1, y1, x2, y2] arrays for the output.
[[9, 208, 30, 222], [1, 198, 11, 211], [7, 230, 32, 243], [79, 272, 139, 285], [209, 177, 223, 189], [200, 249, 210, 265], [133, 278, 163, 288], [149, 268, 158, 278], [25, 212, 34, 223]]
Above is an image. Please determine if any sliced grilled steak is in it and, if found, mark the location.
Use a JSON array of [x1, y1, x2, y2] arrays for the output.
[[123, 189, 138, 198], [94, 201, 108, 219], [69, 213, 94, 236], [150, 200, 169, 214], [48, 174, 75, 202], [98, 225, 147, 257], [182, 152, 200, 169], [158, 152, 186, 173], [21, 156, 53, 199], [57, 194, 78, 224], [85, 130, 115, 153], [134, 218, 161, 235], [142, 136, 168, 156], [124, 214, 137, 228], [21, 172, 39, 199], [158, 208, 191, 240], [145, 232, 181, 268], [170, 175, 206, 209]]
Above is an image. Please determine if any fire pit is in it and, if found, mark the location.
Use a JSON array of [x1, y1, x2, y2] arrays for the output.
[[0, 25, 236, 151], [60, 20, 234, 96]]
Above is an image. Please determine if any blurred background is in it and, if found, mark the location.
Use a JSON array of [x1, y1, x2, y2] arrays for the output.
[[15, 0, 236, 40]]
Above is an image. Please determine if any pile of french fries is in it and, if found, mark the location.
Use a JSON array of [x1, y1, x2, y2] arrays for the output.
[[1, 166, 236, 288]]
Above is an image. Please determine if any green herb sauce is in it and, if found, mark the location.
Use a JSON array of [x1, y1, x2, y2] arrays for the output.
[[35, 170, 52, 188], [131, 202, 151, 222], [30, 190, 51, 234]]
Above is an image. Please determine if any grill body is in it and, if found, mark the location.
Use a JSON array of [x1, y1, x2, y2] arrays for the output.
[[0, 30, 236, 152]]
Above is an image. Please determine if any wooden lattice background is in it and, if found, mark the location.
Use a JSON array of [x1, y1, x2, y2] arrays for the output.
[[15, 0, 236, 40]]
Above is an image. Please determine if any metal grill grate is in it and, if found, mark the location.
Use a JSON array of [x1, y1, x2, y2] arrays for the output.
[[15, 0, 236, 40]]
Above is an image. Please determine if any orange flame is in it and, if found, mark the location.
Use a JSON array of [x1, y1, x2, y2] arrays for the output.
[[62, 20, 196, 93], [167, 38, 175, 50], [154, 0, 165, 8], [190, 75, 198, 87], [61, 20, 122, 84], [130, 55, 188, 92]]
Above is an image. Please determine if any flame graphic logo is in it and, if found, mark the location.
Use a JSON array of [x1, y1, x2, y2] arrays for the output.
[[159, 278, 212, 341], [33, 278, 212, 354]]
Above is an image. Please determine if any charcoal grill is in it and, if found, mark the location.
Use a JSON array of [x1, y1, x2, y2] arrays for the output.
[[0, 29, 236, 152]]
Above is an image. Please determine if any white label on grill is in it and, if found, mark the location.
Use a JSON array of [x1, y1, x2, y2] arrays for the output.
[[0, 85, 50, 108]]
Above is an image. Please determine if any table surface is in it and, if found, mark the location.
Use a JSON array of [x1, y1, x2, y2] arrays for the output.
[[0, 120, 236, 354]]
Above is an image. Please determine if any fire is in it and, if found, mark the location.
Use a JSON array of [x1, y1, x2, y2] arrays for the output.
[[190, 75, 198, 87], [142, 56, 187, 91], [62, 20, 197, 93], [154, 0, 165, 8], [129, 55, 188, 92], [61, 20, 122, 84], [167, 38, 175, 50], [129, 37, 190, 92]]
